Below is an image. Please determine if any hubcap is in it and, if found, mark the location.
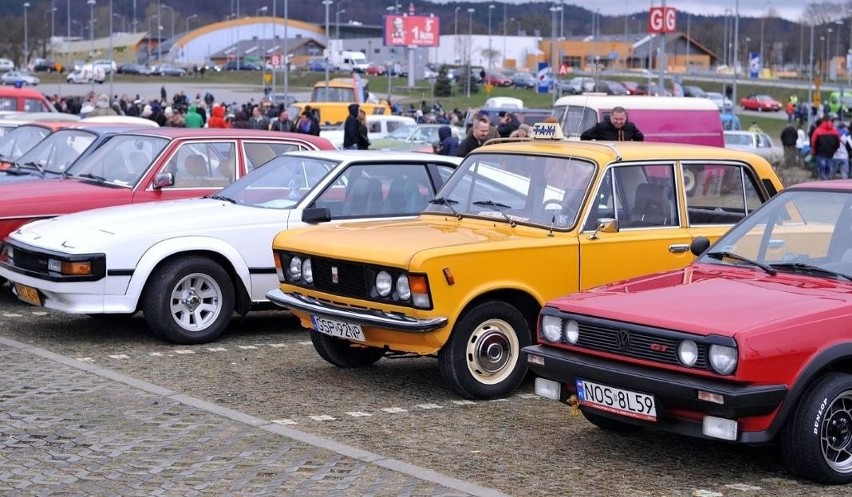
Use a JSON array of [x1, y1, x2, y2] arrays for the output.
[[821, 390, 852, 473], [169, 272, 222, 332], [465, 319, 519, 385]]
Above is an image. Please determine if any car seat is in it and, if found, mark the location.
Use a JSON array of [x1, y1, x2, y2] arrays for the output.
[[343, 176, 384, 216], [384, 176, 423, 214], [627, 183, 676, 227]]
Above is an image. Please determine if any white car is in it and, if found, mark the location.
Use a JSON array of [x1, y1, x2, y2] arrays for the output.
[[0, 151, 461, 344], [0, 58, 15, 72], [0, 71, 40, 86], [705, 91, 733, 112], [724, 130, 783, 161], [66, 66, 105, 84], [320, 114, 415, 148], [92, 59, 117, 74]]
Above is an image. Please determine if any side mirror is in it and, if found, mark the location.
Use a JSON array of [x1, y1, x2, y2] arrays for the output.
[[589, 217, 618, 240], [152, 171, 174, 189], [302, 207, 331, 224], [690, 236, 711, 256]]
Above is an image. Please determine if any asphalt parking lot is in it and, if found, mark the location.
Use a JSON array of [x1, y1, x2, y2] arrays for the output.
[[2, 287, 852, 497]]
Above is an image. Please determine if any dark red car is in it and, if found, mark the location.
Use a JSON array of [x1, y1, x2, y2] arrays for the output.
[[365, 63, 386, 76], [523, 180, 852, 484], [0, 128, 334, 243], [739, 94, 782, 112], [483, 71, 512, 87]]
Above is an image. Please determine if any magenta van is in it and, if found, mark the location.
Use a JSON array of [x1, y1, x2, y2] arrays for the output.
[[552, 95, 723, 147]]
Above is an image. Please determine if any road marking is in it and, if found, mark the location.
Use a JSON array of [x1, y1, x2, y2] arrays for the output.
[[381, 407, 408, 413], [692, 491, 723, 497], [31, 311, 49, 316], [309, 415, 336, 421], [1, 313, 23, 317], [149, 352, 164, 357], [238, 345, 258, 350], [725, 484, 762, 491], [271, 419, 298, 425], [108, 354, 129, 359], [345, 411, 372, 417], [416, 403, 443, 409], [451, 400, 476, 406], [206, 347, 227, 352], [268, 343, 288, 348], [76, 357, 94, 363], [297, 341, 312, 346], [174, 350, 195, 355]]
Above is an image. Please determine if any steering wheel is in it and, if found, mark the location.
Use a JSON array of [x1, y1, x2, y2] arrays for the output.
[[543, 199, 563, 211]]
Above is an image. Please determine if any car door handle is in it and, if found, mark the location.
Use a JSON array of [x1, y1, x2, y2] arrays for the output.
[[668, 244, 690, 253]]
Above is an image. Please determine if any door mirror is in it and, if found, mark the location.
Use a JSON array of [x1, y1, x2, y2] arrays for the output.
[[152, 171, 174, 189], [589, 217, 618, 240], [690, 236, 711, 256], [302, 207, 331, 224]]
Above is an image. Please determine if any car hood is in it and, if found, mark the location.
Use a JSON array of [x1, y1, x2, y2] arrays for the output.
[[11, 198, 286, 252], [0, 177, 131, 218], [549, 264, 852, 338], [275, 215, 554, 268]]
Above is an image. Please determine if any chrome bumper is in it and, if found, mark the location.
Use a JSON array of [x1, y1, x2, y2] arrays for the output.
[[265, 289, 448, 333]]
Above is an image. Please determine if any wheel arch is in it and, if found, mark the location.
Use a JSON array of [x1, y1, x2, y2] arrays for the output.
[[764, 343, 852, 440], [130, 239, 252, 314], [456, 288, 541, 337]]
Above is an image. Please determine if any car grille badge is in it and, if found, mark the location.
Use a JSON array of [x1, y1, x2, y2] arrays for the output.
[[331, 266, 338, 284]]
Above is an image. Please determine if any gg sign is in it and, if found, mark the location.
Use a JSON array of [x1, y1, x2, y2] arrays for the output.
[[648, 7, 676, 34]]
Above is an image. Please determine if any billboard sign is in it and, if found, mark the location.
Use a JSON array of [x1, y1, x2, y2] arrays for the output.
[[537, 62, 550, 94], [749, 52, 760, 79], [648, 7, 676, 34], [384, 15, 440, 47]]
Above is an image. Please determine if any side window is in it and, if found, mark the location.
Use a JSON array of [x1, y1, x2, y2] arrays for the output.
[[0, 98, 15, 111], [244, 142, 298, 171], [617, 164, 678, 228], [368, 122, 382, 133], [168, 142, 235, 188], [313, 164, 432, 218], [387, 121, 403, 133], [683, 162, 760, 225]]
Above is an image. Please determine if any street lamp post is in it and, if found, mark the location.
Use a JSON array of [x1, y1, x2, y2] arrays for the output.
[[487, 4, 494, 75], [48, 3, 57, 71], [185, 14, 198, 35], [87, 0, 96, 93], [550, 5, 560, 103], [23, 2, 30, 69], [454, 6, 459, 64], [162, 4, 175, 44], [686, 13, 690, 73], [828, 28, 833, 79], [502, 3, 506, 70], [114, 13, 126, 33], [323, 0, 332, 92], [836, 20, 843, 59], [257, 6, 267, 89], [466, 7, 474, 98], [335, 0, 347, 41]]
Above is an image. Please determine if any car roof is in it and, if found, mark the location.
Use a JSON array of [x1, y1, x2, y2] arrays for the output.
[[283, 149, 463, 163], [112, 127, 333, 143], [787, 179, 852, 191], [554, 95, 719, 111]]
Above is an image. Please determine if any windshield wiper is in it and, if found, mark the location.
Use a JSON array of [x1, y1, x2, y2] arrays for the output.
[[473, 200, 516, 227], [76, 172, 107, 183], [770, 262, 852, 281], [205, 194, 236, 204], [705, 251, 777, 276], [19, 161, 45, 175], [429, 196, 462, 219]]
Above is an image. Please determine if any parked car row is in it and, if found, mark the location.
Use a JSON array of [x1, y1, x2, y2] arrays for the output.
[[4, 106, 852, 486]]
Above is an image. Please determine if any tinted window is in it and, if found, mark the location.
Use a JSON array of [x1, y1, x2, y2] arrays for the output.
[[682, 162, 763, 225]]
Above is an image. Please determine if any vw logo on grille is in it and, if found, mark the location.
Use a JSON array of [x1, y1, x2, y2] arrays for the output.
[[615, 330, 631, 350], [331, 266, 339, 284]]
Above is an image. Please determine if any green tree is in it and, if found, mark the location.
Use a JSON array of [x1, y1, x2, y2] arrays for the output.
[[434, 64, 453, 97]]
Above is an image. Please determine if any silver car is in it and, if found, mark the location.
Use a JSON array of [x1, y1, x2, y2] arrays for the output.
[[0, 71, 40, 86]]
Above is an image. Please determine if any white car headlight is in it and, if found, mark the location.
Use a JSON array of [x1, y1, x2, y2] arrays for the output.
[[302, 258, 313, 284], [288, 256, 302, 281], [564, 319, 579, 344], [709, 344, 738, 375], [396, 274, 410, 300], [541, 315, 563, 342], [678, 340, 698, 367], [376, 270, 392, 297]]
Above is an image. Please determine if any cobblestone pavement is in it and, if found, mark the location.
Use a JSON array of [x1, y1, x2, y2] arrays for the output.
[[0, 336, 507, 497]]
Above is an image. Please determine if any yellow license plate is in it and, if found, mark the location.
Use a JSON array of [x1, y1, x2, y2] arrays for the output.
[[14, 283, 42, 306]]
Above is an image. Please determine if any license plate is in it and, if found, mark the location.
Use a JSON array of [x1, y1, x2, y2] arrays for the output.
[[576, 378, 657, 421], [14, 283, 42, 306], [311, 315, 365, 342]]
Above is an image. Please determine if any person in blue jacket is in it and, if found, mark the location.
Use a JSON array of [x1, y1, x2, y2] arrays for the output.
[[435, 125, 460, 156]]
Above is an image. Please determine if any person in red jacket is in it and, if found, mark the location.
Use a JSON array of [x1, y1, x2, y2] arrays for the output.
[[207, 104, 230, 129], [811, 117, 841, 180]]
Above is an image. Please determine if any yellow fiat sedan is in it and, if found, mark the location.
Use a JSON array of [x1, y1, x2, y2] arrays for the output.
[[267, 123, 784, 400]]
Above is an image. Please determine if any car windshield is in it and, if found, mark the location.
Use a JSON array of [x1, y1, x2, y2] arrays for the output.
[[553, 106, 598, 137], [387, 125, 418, 140], [0, 124, 51, 162], [424, 152, 596, 229], [16, 129, 97, 175], [70, 134, 168, 187], [214, 154, 337, 209], [699, 189, 852, 279]]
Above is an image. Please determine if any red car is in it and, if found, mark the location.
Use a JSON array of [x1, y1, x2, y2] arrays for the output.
[[0, 128, 333, 245], [739, 94, 782, 111], [524, 180, 852, 484], [365, 63, 386, 76], [483, 71, 512, 87]]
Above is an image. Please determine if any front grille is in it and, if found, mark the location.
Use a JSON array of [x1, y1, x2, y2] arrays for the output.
[[11, 244, 50, 273], [311, 256, 369, 299], [576, 320, 708, 368]]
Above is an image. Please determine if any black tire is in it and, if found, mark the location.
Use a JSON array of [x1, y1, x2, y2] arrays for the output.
[[310, 331, 385, 368], [781, 373, 852, 484], [142, 256, 235, 345], [438, 301, 531, 400], [582, 410, 642, 433]]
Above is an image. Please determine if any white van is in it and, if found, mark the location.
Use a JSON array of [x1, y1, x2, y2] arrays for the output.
[[484, 97, 524, 109], [552, 95, 724, 147], [333, 51, 368, 72]]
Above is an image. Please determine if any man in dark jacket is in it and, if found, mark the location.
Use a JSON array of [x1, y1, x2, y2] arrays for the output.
[[811, 118, 841, 180], [436, 125, 460, 156], [496, 111, 520, 138], [343, 103, 360, 150], [580, 106, 644, 141], [780, 123, 800, 168], [457, 118, 491, 157]]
